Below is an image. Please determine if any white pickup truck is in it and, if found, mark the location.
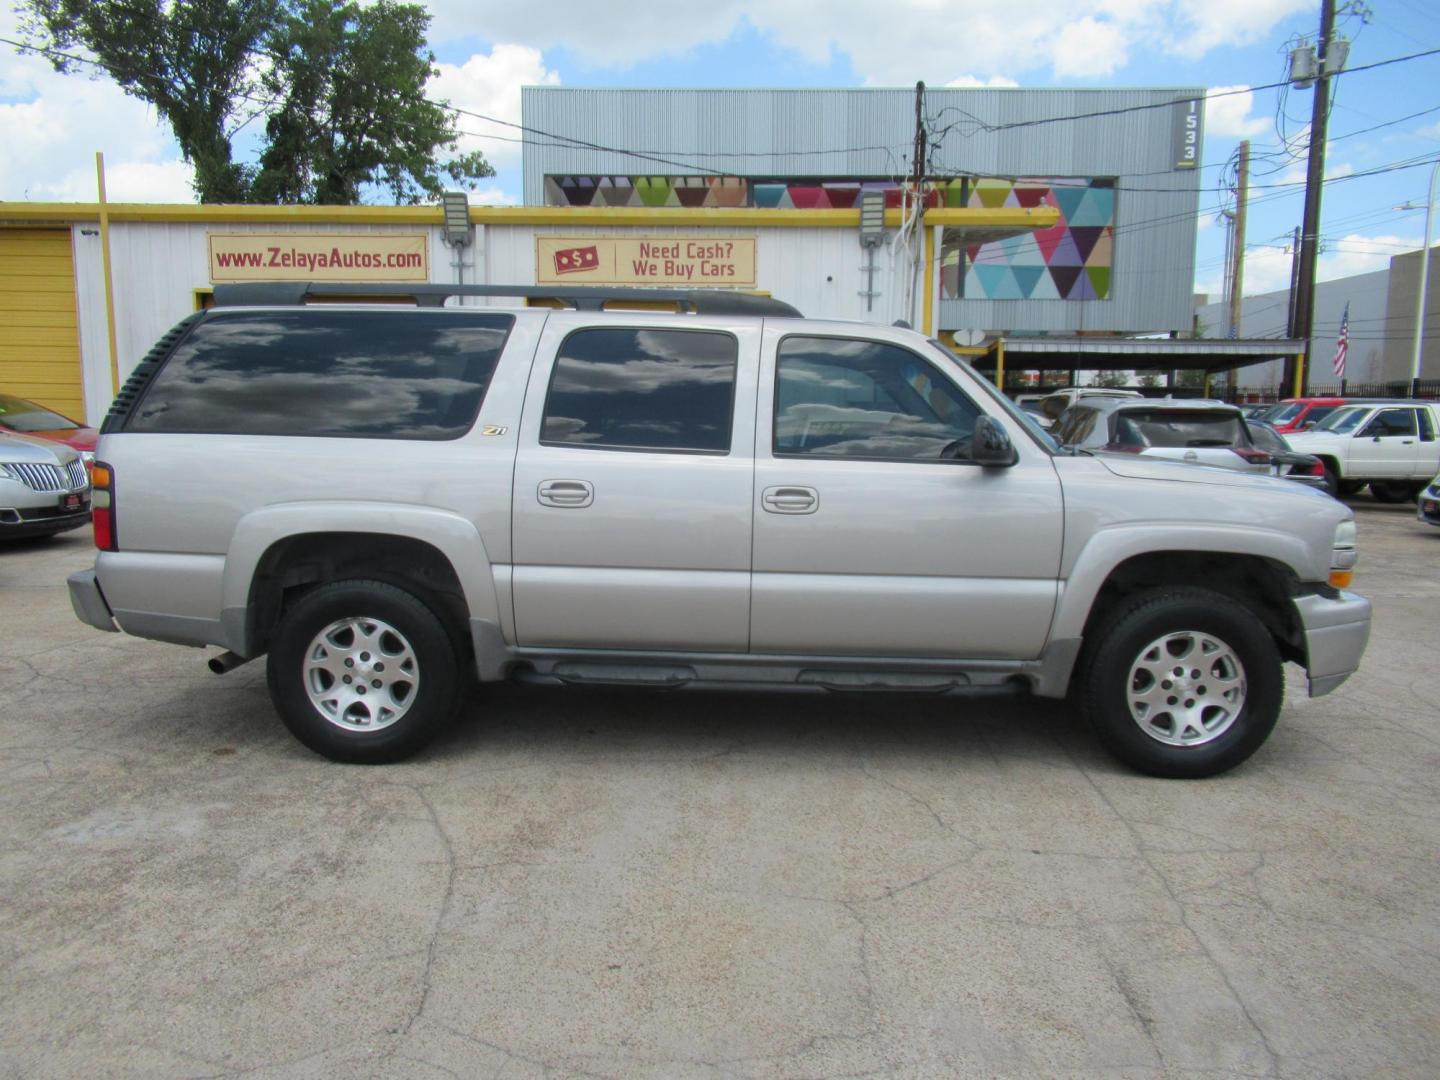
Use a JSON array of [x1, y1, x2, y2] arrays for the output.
[[1285, 401, 1440, 500], [68, 283, 1371, 778]]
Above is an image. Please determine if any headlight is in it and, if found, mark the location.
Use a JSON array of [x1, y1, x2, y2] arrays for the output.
[[1330, 519, 1357, 587], [80, 450, 95, 464]]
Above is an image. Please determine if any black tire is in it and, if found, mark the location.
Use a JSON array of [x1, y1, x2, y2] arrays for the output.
[[1078, 587, 1283, 779], [1337, 480, 1363, 497], [1320, 463, 1341, 498], [266, 579, 462, 763], [1368, 481, 1414, 504]]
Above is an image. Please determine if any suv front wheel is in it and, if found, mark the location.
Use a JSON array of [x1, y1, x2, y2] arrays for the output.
[[266, 579, 462, 763], [1078, 587, 1283, 778]]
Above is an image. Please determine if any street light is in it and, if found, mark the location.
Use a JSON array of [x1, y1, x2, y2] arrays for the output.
[[1408, 159, 1440, 398]]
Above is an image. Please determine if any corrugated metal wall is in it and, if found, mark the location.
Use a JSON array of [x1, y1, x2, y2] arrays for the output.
[[523, 88, 1202, 333]]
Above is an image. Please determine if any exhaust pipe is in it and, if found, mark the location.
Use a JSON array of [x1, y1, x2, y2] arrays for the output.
[[207, 651, 252, 675]]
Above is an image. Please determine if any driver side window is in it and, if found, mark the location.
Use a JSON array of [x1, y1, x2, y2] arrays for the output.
[[1361, 408, 1417, 438], [774, 336, 980, 460]]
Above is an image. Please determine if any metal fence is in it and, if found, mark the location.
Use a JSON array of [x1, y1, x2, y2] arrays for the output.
[[1222, 380, 1440, 404]]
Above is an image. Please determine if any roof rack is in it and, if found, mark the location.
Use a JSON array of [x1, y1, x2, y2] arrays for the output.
[[210, 282, 803, 318]]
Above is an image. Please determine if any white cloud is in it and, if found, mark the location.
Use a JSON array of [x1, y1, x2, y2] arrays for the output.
[[467, 185, 519, 206], [0, 22, 194, 203], [1205, 86, 1269, 138], [426, 1, 1308, 85], [40, 160, 197, 204], [945, 75, 1021, 89], [1318, 233, 1422, 282], [1237, 243, 1298, 295], [429, 44, 561, 171], [1051, 18, 1131, 78], [1170, 0, 1311, 56], [1205, 232, 1425, 300]]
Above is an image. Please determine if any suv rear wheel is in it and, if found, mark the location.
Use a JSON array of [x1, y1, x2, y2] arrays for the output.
[[1079, 587, 1283, 778], [266, 579, 462, 763]]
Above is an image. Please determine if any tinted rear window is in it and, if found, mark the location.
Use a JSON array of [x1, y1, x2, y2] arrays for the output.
[[1112, 410, 1245, 449], [127, 310, 513, 439]]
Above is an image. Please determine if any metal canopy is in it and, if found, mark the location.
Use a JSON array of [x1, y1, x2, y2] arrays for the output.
[[979, 337, 1307, 373]]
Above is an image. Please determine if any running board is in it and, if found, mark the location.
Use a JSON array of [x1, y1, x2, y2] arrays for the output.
[[511, 657, 1030, 696]]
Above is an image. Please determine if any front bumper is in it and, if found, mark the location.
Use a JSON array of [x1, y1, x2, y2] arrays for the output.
[[1293, 590, 1371, 697], [68, 569, 117, 632], [1419, 493, 1440, 526]]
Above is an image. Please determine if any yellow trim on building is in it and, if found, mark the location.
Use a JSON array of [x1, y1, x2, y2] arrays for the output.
[[922, 226, 936, 336], [0, 201, 1059, 233]]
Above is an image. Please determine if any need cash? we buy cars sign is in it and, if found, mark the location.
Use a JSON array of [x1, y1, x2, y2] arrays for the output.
[[536, 236, 756, 287], [209, 233, 429, 282]]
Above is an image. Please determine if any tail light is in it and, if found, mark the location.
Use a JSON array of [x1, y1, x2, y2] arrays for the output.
[[91, 462, 117, 551], [1301, 459, 1325, 476], [1231, 447, 1272, 465]]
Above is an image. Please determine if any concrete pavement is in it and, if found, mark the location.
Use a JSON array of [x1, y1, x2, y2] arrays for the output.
[[1, 500, 1437, 1078]]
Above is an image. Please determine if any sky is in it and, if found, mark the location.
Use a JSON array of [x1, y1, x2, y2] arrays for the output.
[[2, 0, 1439, 307]]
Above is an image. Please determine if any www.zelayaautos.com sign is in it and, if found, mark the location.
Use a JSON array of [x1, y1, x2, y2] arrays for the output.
[[208, 233, 429, 282]]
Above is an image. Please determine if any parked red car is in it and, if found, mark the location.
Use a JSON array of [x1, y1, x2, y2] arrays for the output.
[[1260, 398, 1351, 434], [1260, 396, 1403, 435], [0, 393, 97, 459]]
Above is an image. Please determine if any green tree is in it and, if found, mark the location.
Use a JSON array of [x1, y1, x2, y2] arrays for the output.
[[19, 0, 274, 202], [18, 0, 493, 204], [251, 0, 492, 204], [1093, 370, 1130, 388]]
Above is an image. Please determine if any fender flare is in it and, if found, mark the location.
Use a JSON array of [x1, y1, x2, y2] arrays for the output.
[[220, 502, 501, 652], [1050, 523, 1317, 643]]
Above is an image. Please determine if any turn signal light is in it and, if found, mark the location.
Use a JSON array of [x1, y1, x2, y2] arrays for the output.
[[92, 461, 117, 552], [1328, 570, 1353, 589]]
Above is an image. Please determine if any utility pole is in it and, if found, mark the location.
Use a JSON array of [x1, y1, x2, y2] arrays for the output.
[[1228, 140, 1250, 340], [1286, 0, 1338, 394], [911, 80, 927, 331], [1410, 158, 1438, 398]]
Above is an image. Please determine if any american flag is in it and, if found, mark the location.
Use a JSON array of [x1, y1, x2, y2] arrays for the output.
[[1332, 302, 1349, 379]]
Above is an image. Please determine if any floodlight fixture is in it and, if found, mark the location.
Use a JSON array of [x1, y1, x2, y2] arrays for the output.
[[441, 191, 471, 247], [859, 190, 887, 248]]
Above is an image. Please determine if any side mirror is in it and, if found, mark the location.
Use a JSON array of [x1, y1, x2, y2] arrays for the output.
[[971, 415, 1018, 467]]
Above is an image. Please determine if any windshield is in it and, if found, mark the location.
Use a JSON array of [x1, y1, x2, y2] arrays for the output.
[[0, 393, 78, 432], [1266, 402, 1304, 423], [1313, 406, 1367, 433], [927, 340, 1059, 452]]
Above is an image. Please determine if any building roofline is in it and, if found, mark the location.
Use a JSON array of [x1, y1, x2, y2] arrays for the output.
[[522, 85, 1208, 95], [0, 202, 1059, 234]]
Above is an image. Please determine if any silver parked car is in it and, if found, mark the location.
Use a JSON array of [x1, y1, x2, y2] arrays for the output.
[[0, 432, 90, 540], [67, 282, 1370, 778]]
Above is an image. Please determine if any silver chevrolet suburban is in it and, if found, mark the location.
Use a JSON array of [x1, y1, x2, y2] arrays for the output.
[[69, 283, 1371, 777]]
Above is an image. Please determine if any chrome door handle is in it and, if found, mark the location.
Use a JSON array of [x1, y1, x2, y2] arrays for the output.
[[762, 486, 818, 514], [537, 479, 594, 508]]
